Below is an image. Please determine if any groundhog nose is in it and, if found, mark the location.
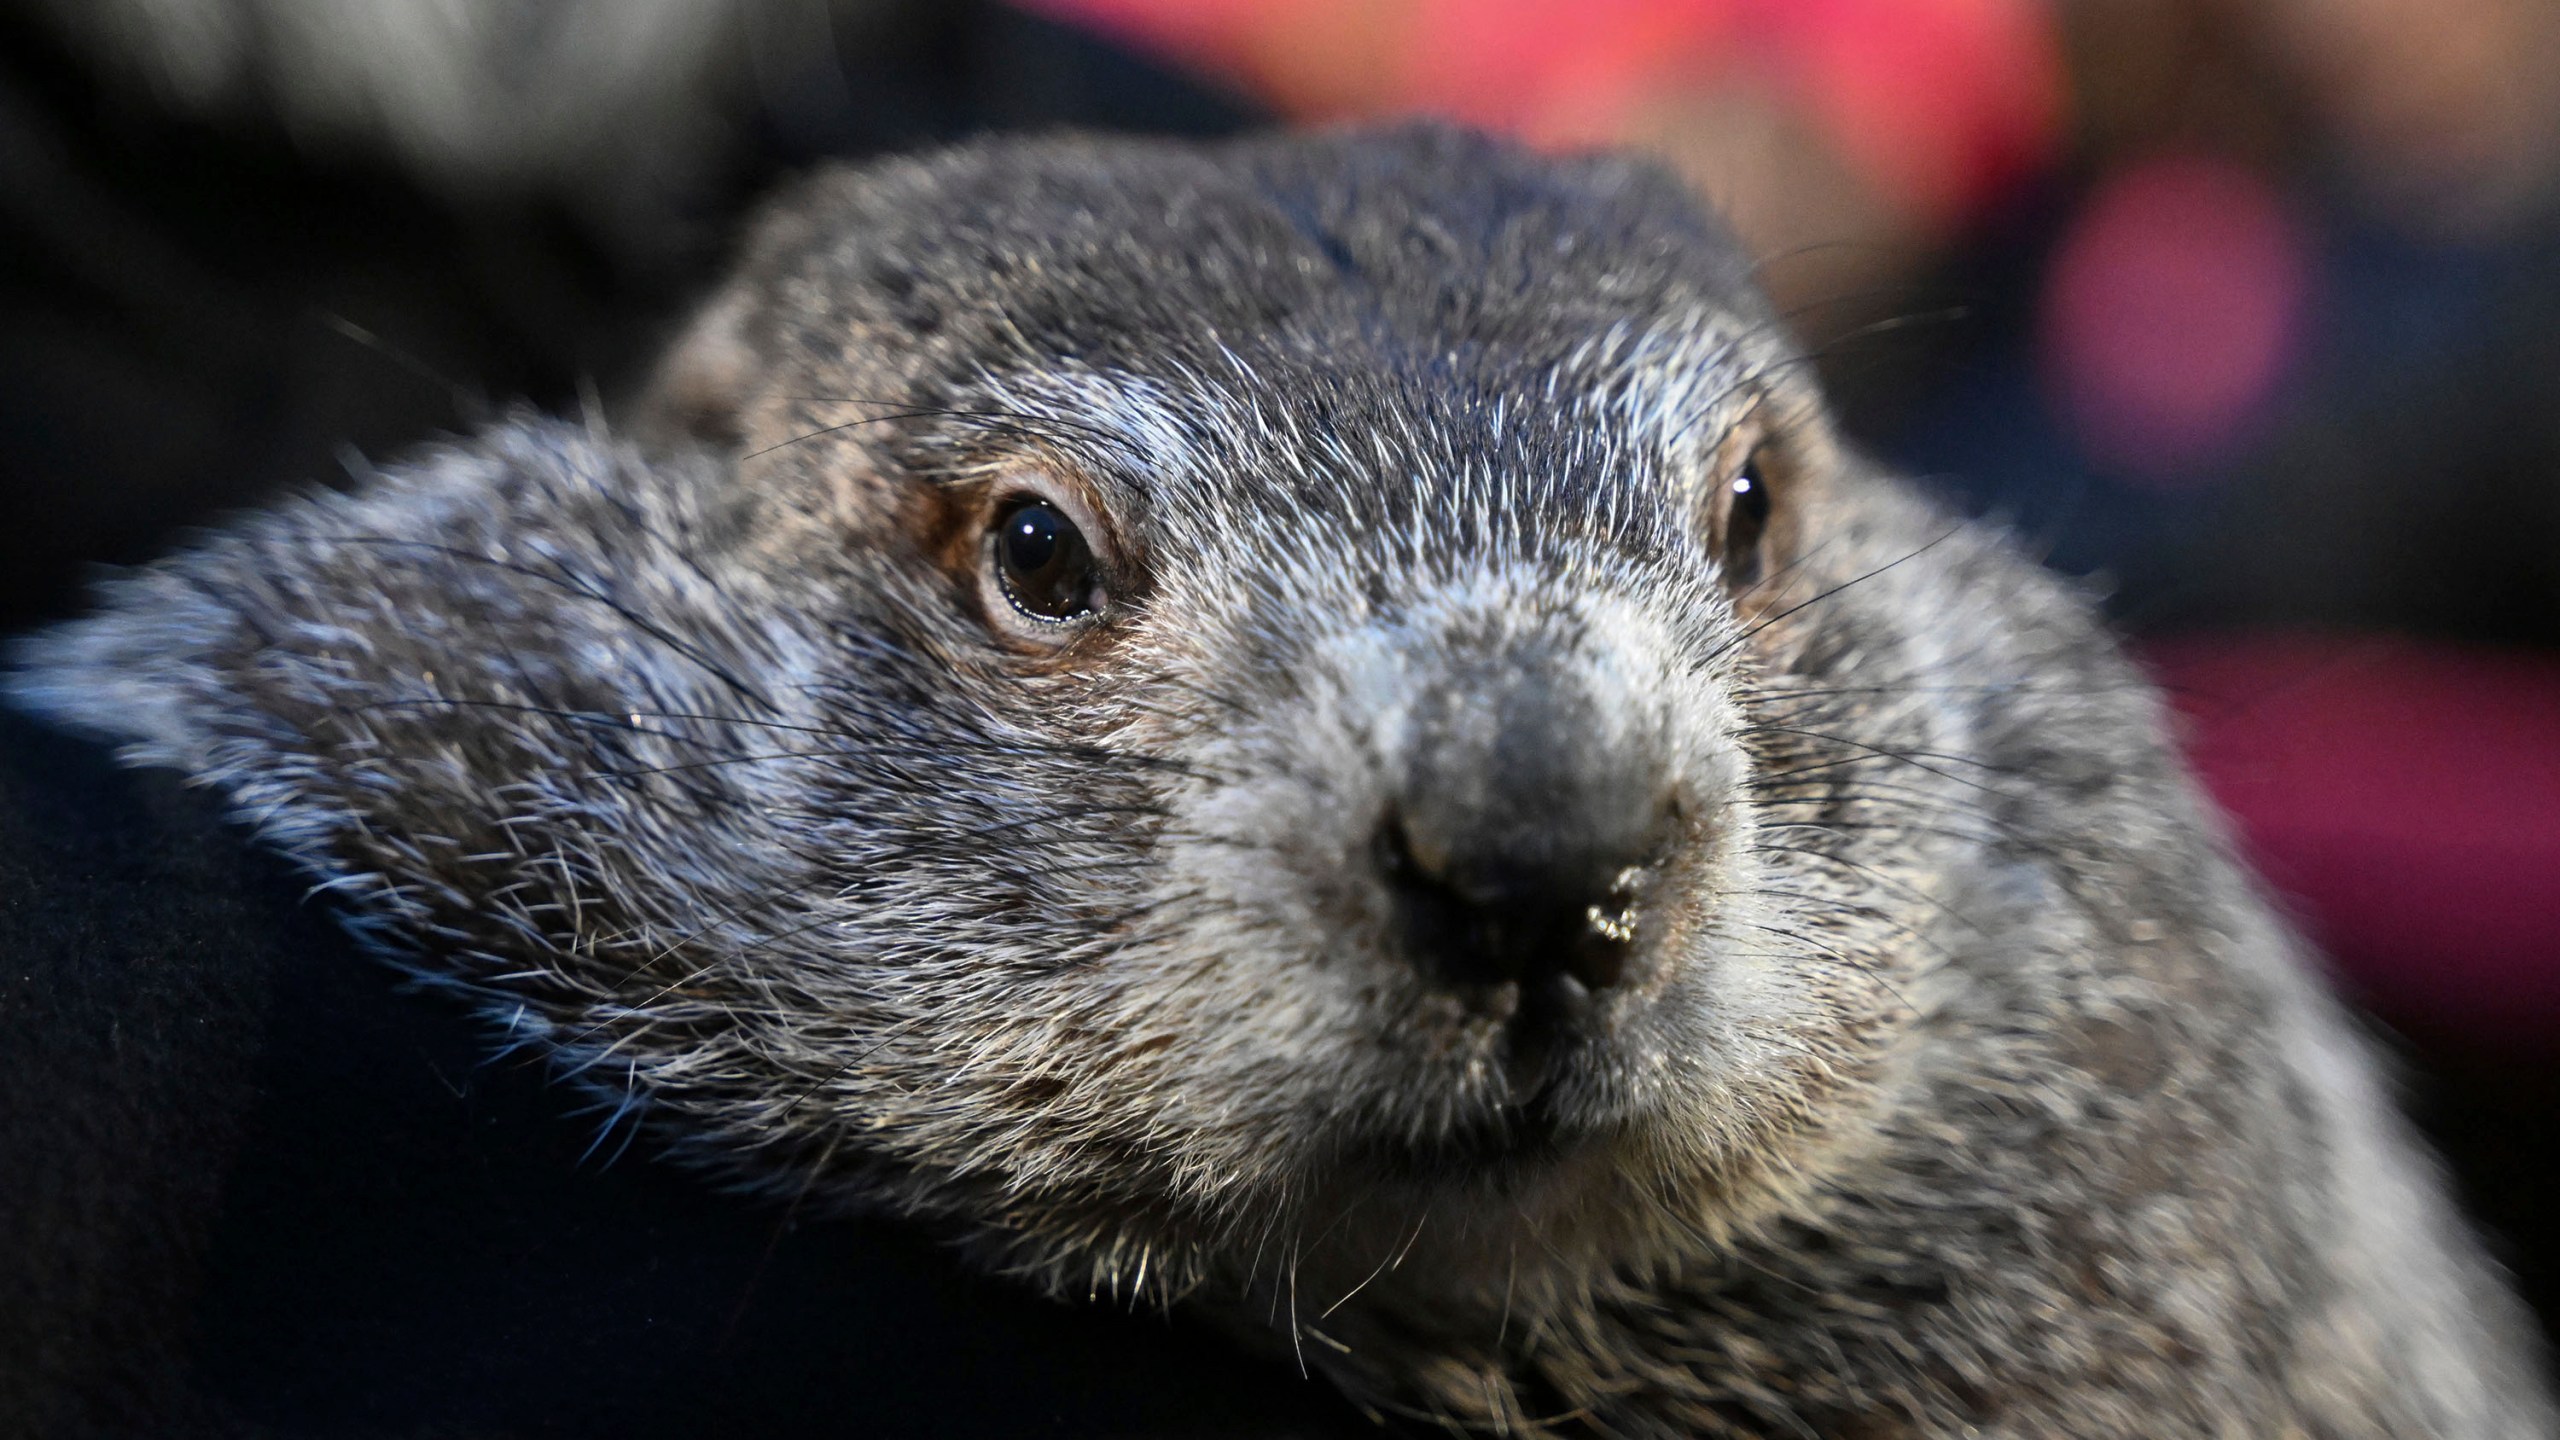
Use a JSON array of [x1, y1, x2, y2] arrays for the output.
[[1380, 666, 1677, 996]]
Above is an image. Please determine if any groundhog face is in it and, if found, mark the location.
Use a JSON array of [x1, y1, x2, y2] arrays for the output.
[[636, 127, 1939, 1295], [21, 127, 1959, 1312]]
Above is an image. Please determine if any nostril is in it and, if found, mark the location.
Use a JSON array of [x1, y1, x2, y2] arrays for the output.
[[1376, 815, 1481, 978], [1374, 809, 1649, 995]]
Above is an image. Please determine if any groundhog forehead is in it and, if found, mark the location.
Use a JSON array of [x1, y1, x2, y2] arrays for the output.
[[737, 125, 1767, 369]]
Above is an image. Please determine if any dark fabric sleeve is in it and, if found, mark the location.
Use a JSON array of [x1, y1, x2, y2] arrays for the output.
[[0, 708, 1378, 1439]]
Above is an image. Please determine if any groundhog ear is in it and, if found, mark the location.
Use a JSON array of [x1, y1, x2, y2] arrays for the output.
[[640, 288, 758, 447], [9, 416, 738, 804]]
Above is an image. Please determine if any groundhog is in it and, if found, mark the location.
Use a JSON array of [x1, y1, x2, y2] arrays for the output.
[[12, 125, 2553, 1437]]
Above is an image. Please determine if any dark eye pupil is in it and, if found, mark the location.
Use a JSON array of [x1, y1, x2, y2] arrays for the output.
[[1725, 455, 1772, 584], [1005, 507, 1059, 573], [994, 500, 1098, 621], [1731, 468, 1768, 528]]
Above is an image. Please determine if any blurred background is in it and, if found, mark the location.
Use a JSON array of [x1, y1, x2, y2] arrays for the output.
[[3, 0, 2554, 1353]]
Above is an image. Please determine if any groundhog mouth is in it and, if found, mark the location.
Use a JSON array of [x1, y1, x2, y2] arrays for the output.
[[1438, 954, 1637, 1099], [1364, 945, 1676, 1165]]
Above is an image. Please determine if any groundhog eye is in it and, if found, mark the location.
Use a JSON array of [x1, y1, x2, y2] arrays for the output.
[[992, 498, 1101, 622], [1721, 450, 1772, 587]]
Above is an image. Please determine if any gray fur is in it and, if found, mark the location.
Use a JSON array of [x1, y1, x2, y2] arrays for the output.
[[10, 125, 2552, 1437]]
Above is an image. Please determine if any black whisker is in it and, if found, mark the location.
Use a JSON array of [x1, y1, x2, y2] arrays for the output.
[[1708, 528, 1966, 666]]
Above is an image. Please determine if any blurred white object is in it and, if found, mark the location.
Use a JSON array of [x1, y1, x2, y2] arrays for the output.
[[27, 0, 880, 230]]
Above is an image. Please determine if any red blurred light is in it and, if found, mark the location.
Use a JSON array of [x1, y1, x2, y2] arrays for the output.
[[2147, 634, 2560, 1046]]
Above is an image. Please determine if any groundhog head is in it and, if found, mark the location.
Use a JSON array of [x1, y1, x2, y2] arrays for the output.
[[17, 124, 1998, 1339]]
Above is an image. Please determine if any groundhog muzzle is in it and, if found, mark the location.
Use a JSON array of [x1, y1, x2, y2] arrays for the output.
[[13, 125, 2553, 1438]]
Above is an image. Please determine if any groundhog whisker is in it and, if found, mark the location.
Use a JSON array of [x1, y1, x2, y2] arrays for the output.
[[1751, 816, 2014, 854], [330, 535, 781, 712], [348, 694, 1205, 782], [1740, 784, 2037, 840], [1747, 843, 1995, 942], [1660, 337, 1823, 454], [1139, 670, 1261, 723], [1735, 725, 2011, 787], [1795, 305, 1973, 365], [593, 740, 1202, 784], [1738, 781, 1994, 834], [1717, 918, 1917, 1013], [1737, 799, 2041, 855], [1751, 680, 2161, 703], [617, 803, 1184, 990], [1738, 632, 2113, 709], [1741, 764, 2002, 806], [1744, 235, 1926, 287], [1707, 528, 1966, 667]]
